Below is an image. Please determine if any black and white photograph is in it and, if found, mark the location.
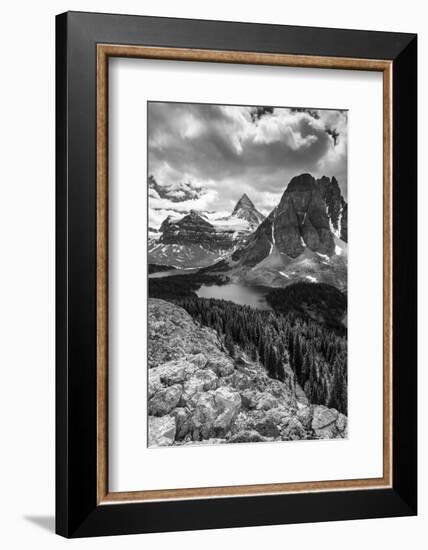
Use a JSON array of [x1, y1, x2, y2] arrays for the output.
[[147, 102, 348, 447], [0, 2, 420, 544]]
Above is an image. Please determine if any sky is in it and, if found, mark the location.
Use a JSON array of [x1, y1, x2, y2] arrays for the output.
[[148, 102, 347, 229]]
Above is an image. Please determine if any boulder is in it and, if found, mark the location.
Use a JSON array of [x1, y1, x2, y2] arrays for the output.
[[182, 377, 205, 403], [254, 416, 280, 438], [241, 389, 259, 410], [314, 424, 339, 439], [189, 353, 208, 369], [228, 370, 255, 391], [207, 356, 235, 377], [255, 392, 279, 411], [336, 413, 348, 433], [280, 417, 306, 440], [181, 370, 218, 403], [213, 387, 242, 433], [297, 406, 313, 429], [171, 407, 192, 440], [312, 405, 339, 430], [148, 384, 182, 416], [148, 415, 176, 447], [152, 361, 187, 386], [266, 406, 292, 426], [194, 369, 218, 391], [191, 392, 218, 439], [148, 369, 163, 399]]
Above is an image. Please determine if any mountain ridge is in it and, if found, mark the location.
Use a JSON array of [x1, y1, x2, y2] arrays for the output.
[[148, 193, 266, 268], [148, 174, 347, 286]]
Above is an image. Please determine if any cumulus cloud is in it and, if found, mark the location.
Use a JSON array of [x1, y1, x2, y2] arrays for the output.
[[148, 175, 205, 203], [148, 102, 347, 226]]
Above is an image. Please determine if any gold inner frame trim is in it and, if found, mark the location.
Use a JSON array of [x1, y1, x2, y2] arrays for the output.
[[96, 44, 393, 505]]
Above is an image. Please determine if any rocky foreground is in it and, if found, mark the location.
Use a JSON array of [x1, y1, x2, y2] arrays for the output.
[[148, 298, 347, 447]]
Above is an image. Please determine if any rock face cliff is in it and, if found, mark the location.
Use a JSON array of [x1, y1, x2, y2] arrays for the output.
[[235, 174, 338, 266], [148, 298, 347, 447], [227, 174, 348, 290], [317, 176, 347, 242]]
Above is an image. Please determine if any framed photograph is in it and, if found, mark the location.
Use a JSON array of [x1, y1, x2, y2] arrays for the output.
[[56, 11, 417, 538]]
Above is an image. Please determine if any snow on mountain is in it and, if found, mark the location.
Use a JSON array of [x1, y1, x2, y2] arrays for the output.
[[231, 193, 265, 229], [148, 176, 348, 289], [209, 174, 348, 290], [148, 194, 266, 268]]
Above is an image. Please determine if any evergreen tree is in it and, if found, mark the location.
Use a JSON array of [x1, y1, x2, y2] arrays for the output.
[[224, 332, 235, 357]]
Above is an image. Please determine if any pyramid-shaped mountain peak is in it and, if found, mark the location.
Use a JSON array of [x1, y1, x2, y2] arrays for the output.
[[231, 193, 265, 228], [233, 193, 255, 210]]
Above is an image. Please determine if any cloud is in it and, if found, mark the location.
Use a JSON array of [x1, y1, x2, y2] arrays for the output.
[[148, 102, 347, 223], [148, 175, 205, 203]]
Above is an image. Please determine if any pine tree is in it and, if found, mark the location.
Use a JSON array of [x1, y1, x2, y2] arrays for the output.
[[224, 333, 235, 357]]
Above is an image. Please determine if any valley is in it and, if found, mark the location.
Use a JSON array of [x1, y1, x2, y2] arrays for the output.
[[147, 172, 348, 446]]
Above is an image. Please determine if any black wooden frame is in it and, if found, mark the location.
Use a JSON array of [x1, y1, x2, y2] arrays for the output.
[[56, 11, 417, 538]]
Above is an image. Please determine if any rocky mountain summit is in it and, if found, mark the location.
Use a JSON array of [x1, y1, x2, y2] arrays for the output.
[[235, 174, 337, 265], [148, 298, 347, 447], [225, 174, 348, 289], [231, 193, 265, 229]]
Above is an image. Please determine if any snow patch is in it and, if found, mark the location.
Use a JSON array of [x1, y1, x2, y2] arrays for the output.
[[337, 208, 343, 237], [279, 271, 290, 279], [327, 202, 342, 239], [269, 221, 276, 254], [305, 275, 317, 282], [205, 213, 251, 232], [316, 252, 330, 262]]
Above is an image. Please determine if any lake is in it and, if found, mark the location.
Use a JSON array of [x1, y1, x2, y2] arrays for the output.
[[149, 268, 199, 279], [196, 282, 272, 311]]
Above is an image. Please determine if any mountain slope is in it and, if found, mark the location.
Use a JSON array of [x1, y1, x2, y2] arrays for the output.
[[235, 174, 335, 264], [228, 174, 347, 289], [148, 298, 347, 446]]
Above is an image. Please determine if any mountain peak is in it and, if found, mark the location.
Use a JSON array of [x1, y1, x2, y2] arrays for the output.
[[231, 193, 265, 228], [188, 209, 203, 218], [232, 193, 255, 213], [239, 193, 253, 205], [179, 210, 212, 228], [285, 173, 317, 193]]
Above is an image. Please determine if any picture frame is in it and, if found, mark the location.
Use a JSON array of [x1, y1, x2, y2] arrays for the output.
[[56, 11, 417, 538]]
